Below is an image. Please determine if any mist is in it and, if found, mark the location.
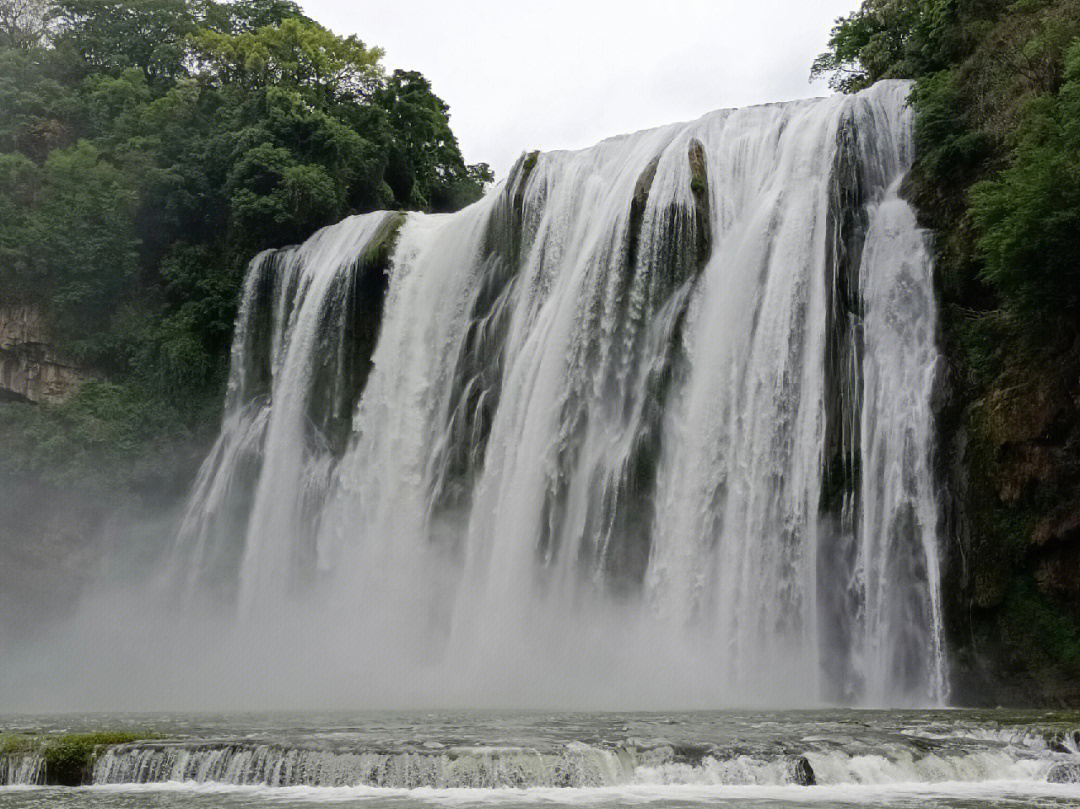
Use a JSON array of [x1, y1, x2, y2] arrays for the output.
[[2, 83, 945, 716]]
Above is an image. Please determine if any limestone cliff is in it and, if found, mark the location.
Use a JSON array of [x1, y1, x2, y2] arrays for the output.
[[938, 322, 1080, 705], [0, 305, 98, 403]]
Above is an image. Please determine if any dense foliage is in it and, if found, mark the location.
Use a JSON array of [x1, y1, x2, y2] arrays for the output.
[[815, 0, 1080, 700], [814, 0, 1080, 325], [0, 0, 491, 481], [1, 731, 153, 785]]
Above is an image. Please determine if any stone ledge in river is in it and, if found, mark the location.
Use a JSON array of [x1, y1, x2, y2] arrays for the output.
[[787, 756, 816, 786], [1047, 761, 1080, 783]]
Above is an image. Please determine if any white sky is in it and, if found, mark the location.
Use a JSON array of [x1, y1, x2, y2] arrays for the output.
[[301, 1, 860, 178]]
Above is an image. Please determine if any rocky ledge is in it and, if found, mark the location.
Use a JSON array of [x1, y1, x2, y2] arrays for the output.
[[0, 305, 97, 403]]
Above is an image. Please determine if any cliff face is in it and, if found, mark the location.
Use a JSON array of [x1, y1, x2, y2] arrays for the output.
[[0, 305, 140, 648], [938, 320, 1080, 705], [0, 305, 98, 404]]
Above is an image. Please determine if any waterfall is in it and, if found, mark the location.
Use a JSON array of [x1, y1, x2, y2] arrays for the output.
[[173, 212, 402, 611], [172, 79, 946, 708]]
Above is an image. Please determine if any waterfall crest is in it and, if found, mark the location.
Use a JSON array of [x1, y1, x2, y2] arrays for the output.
[[170, 80, 946, 708]]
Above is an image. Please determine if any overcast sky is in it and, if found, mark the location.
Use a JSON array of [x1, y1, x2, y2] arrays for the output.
[[301, 1, 861, 179]]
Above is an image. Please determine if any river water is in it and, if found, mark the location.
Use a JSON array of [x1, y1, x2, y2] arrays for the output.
[[2, 710, 1080, 807]]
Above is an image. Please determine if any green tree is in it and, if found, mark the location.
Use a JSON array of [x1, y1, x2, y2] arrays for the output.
[[0, 0, 492, 483], [0, 0, 50, 49], [0, 151, 41, 294], [32, 141, 139, 355], [376, 69, 483, 210], [811, 0, 926, 92], [971, 40, 1080, 322], [207, 0, 304, 33], [52, 0, 198, 82], [187, 14, 382, 100]]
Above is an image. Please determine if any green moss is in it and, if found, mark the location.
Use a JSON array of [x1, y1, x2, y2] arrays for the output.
[[42, 732, 148, 787], [950, 310, 1008, 391], [362, 212, 407, 267]]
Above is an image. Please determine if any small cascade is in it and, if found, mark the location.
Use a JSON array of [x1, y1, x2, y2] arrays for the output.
[[0, 753, 45, 786], [7, 726, 1073, 790], [91, 743, 632, 789]]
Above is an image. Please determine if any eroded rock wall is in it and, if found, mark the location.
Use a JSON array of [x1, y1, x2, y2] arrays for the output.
[[939, 328, 1080, 705], [0, 305, 97, 403]]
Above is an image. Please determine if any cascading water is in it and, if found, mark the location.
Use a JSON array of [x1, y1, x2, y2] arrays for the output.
[[173, 212, 402, 611], [5, 714, 1079, 791], [168, 79, 945, 709]]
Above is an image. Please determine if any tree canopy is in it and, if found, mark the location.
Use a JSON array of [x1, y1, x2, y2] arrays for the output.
[[0, 0, 493, 488], [0, 0, 492, 436], [813, 0, 1080, 327]]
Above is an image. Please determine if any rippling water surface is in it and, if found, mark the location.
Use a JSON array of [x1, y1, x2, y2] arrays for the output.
[[3, 711, 1080, 807]]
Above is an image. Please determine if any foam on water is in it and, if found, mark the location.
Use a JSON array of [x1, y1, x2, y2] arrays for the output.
[[4, 716, 1078, 795]]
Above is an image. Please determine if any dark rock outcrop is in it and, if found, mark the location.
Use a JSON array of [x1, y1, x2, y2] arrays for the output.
[[687, 138, 711, 266], [786, 756, 816, 786], [1047, 761, 1080, 783]]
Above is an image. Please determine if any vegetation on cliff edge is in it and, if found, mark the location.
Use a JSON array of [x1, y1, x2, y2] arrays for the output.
[[815, 0, 1080, 702], [1, 730, 151, 785], [0, 0, 492, 488]]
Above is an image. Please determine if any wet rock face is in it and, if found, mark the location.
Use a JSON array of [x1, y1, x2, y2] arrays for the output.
[[937, 334, 1080, 704], [1035, 545, 1080, 598], [984, 377, 1071, 447], [687, 138, 711, 265], [972, 371, 1074, 506], [1033, 502, 1080, 548], [787, 756, 816, 786], [997, 444, 1061, 503], [1032, 501, 1080, 597], [0, 305, 97, 403]]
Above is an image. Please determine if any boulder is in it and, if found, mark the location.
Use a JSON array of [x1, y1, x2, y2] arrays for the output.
[[786, 755, 816, 786], [1047, 761, 1080, 783]]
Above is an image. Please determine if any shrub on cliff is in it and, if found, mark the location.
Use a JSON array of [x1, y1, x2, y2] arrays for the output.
[[814, 0, 1080, 699], [971, 39, 1080, 325]]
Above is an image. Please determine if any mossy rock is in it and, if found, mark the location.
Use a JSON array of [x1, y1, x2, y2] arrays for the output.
[[522, 150, 539, 176], [686, 138, 711, 266], [361, 212, 407, 268], [42, 732, 147, 786]]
